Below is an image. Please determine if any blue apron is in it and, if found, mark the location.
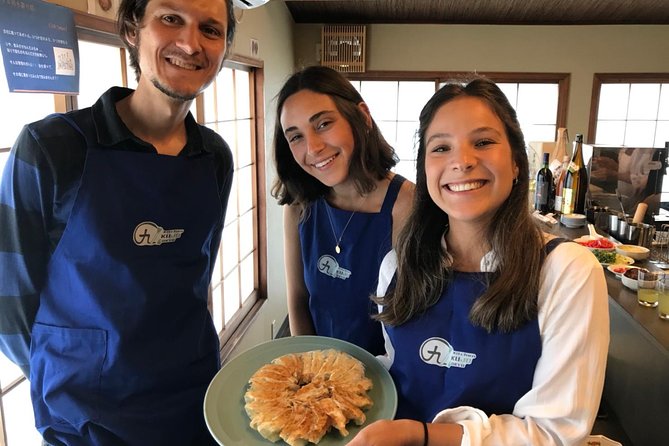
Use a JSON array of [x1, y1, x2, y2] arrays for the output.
[[29, 116, 221, 446], [384, 239, 566, 421], [300, 175, 405, 355]]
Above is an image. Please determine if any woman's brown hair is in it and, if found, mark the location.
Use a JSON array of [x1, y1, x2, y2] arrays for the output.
[[271, 66, 397, 210], [376, 76, 545, 333]]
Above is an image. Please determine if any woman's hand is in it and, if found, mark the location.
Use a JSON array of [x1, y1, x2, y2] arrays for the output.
[[347, 419, 423, 446], [348, 419, 464, 446]]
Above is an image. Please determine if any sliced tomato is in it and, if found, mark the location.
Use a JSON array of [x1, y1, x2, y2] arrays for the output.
[[579, 238, 615, 249]]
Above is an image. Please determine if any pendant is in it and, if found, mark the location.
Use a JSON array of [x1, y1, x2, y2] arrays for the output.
[[335, 245, 341, 254]]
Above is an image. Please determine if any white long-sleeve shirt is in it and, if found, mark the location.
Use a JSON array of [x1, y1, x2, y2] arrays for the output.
[[376, 239, 609, 446]]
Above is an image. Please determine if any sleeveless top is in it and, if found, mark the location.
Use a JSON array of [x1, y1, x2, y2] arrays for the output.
[[384, 238, 568, 421], [299, 174, 406, 355]]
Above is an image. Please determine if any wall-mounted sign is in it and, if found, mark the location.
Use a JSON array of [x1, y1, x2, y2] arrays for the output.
[[0, 0, 79, 94]]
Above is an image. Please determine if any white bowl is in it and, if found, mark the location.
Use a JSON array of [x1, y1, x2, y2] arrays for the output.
[[621, 267, 654, 291], [560, 213, 586, 228], [615, 244, 650, 261], [621, 273, 638, 291], [606, 264, 639, 279]]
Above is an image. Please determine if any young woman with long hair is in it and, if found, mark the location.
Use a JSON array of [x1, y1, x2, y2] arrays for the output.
[[272, 66, 414, 354], [349, 77, 609, 446]]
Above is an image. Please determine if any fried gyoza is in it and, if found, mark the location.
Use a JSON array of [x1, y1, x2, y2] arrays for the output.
[[244, 349, 373, 446]]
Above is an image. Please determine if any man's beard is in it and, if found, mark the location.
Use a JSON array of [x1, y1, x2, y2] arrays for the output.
[[150, 77, 197, 102]]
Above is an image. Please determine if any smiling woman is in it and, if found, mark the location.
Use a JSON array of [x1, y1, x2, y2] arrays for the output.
[[349, 76, 609, 446], [271, 65, 415, 357]]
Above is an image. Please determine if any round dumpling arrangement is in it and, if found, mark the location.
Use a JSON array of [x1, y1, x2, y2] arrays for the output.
[[244, 349, 374, 446]]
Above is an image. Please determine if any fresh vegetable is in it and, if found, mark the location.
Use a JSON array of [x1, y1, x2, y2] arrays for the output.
[[611, 266, 631, 274], [592, 249, 617, 264], [577, 238, 615, 249]]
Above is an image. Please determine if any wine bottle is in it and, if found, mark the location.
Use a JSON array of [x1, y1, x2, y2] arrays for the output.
[[553, 155, 570, 214], [561, 134, 589, 215], [550, 128, 569, 175], [534, 152, 553, 213]]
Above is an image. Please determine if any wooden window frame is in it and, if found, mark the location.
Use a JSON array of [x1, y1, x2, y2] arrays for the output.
[[588, 73, 669, 145], [348, 71, 570, 140], [210, 55, 268, 364]]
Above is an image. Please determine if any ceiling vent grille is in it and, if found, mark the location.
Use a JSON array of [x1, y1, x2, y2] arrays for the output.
[[321, 25, 366, 73]]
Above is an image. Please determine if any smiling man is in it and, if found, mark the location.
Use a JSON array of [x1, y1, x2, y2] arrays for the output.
[[0, 0, 235, 445]]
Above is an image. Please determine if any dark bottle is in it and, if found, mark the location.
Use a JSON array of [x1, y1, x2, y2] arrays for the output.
[[534, 152, 554, 213], [561, 134, 589, 215]]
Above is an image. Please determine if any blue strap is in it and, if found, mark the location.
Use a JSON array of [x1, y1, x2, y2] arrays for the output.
[[380, 174, 406, 213]]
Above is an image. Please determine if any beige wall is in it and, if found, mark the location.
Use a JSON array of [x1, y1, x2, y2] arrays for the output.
[[226, 0, 295, 357], [294, 23, 669, 140]]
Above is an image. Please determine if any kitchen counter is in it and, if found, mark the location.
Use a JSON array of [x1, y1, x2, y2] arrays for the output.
[[548, 223, 668, 446]]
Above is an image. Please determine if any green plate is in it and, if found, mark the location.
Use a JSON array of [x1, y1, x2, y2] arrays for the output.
[[203, 336, 398, 446]]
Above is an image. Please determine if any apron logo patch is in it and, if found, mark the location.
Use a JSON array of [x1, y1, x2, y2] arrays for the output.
[[133, 221, 184, 246], [420, 337, 476, 369], [317, 255, 351, 280]]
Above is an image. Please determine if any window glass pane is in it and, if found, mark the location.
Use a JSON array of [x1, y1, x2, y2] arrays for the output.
[[202, 83, 217, 124], [216, 69, 235, 122], [1, 353, 23, 392], [0, 53, 54, 148], [596, 120, 626, 146], [77, 41, 123, 109], [395, 121, 419, 161], [235, 70, 251, 119], [376, 121, 397, 147], [211, 283, 223, 332], [211, 246, 222, 286], [397, 81, 434, 121], [240, 254, 255, 304], [4, 379, 42, 446], [359, 81, 398, 121], [624, 121, 656, 147], [239, 210, 254, 258], [216, 121, 237, 166], [0, 150, 10, 181], [516, 84, 558, 124], [598, 84, 630, 120], [222, 220, 239, 276], [238, 165, 254, 214], [225, 169, 239, 226], [655, 121, 669, 148], [394, 160, 417, 184], [627, 83, 660, 120], [523, 124, 556, 144], [223, 267, 240, 324], [124, 50, 138, 90], [497, 83, 518, 108], [236, 119, 252, 168], [659, 84, 669, 120]]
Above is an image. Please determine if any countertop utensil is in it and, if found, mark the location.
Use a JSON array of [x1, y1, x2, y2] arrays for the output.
[[615, 188, 626, 218], [588, 224, 602, 239]]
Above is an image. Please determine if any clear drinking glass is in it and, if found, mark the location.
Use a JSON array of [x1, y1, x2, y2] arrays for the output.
[[637, 269, 659, 308], [656, 273, 669, 319]]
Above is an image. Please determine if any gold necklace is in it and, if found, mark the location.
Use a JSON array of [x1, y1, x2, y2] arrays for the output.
[[325, 205, 356, 254]]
